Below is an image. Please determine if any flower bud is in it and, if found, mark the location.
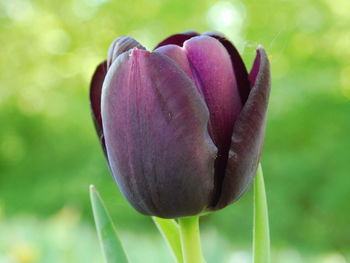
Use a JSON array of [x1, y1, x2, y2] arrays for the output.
[[90, 32, 271, 218]]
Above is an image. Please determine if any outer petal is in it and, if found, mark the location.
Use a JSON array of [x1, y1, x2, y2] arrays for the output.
[[101, 49, 217, 218], [154, 31, 199, 49], [205, 31, 251, 104], [90, 61, 108, 157], [90, 37, 144, 159], [183, 36, 242, 206], [212, 46, 271, 210], [107, 36, 145, 69]]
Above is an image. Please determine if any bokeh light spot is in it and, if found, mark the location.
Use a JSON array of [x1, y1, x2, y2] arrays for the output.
[[2, 0, 34, 22], [297, 6, 324, 32], [206, 1, 246, 48], [207, 1, 246, 29], [10, 243, 40, 263], [320, 253, 347, 263], [43, 29, 71, 55], [207, 1, 246, 28]]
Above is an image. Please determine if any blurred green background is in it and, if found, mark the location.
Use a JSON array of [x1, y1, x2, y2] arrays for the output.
[[1, 0, 350, 262]]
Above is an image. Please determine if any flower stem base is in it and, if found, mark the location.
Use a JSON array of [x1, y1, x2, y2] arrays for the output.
[[178, 216, 204, 263]]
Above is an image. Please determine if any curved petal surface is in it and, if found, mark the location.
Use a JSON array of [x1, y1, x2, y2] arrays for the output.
[[90, 61, 108, 157], [107, 36, 145, 69], [205, 31, 251, 104], [212, 46, 271, 210], [183, 35, 242, 206], [101, 49, 217, 218], [154, 44, 194, 80]]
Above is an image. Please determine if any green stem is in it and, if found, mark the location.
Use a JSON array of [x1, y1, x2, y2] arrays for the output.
[[178, 216, 204, 263], [152, 217, 183, 263], [253, 163, 271, 263]]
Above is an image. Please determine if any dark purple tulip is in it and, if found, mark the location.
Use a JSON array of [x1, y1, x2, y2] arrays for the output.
[[90, 31, 271, 218]]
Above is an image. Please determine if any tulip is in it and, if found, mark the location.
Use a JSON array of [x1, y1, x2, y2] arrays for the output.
[[90, 31, 270, 218]]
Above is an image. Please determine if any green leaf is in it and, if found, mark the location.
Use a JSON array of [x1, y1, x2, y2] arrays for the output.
[[152, 217, 183, 263], [253, 164, 271, 263], [90, 185, 129, 263]]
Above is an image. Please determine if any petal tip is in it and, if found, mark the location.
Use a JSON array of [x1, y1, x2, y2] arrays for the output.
[[249, 45, 270, 89], [256, 45, 268, 58], [107, 36, 145, 69], [257, 44, 265, 50]]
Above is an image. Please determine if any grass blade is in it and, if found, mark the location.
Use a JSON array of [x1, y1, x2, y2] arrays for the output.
[[253, 164, 271, 263], [90, 185, 129, 263]]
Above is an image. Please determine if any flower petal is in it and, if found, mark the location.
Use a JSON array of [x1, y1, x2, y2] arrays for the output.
[[249, 46, 262, 88], [107, 36, 145, 69], [101, 49, 217, 218], [183, 35, 242, 206], [212, 46, 271, 210], [205, 31, 251, 104], [154, 31, 199, 49], [90, 61, 108, 157], [154, 44, 194, 80]]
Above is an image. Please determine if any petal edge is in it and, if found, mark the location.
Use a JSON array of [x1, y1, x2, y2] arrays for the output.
[[212, 46, 271, 210], [90, 61, 108, 158], [154, 31, 200, 49], [205, 32, 251, 104]]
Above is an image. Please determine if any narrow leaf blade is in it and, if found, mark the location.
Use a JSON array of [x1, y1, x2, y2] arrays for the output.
[[152, 217, 183, 263], [253, 164, 271, 263], [90, 185, 129, 263]]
